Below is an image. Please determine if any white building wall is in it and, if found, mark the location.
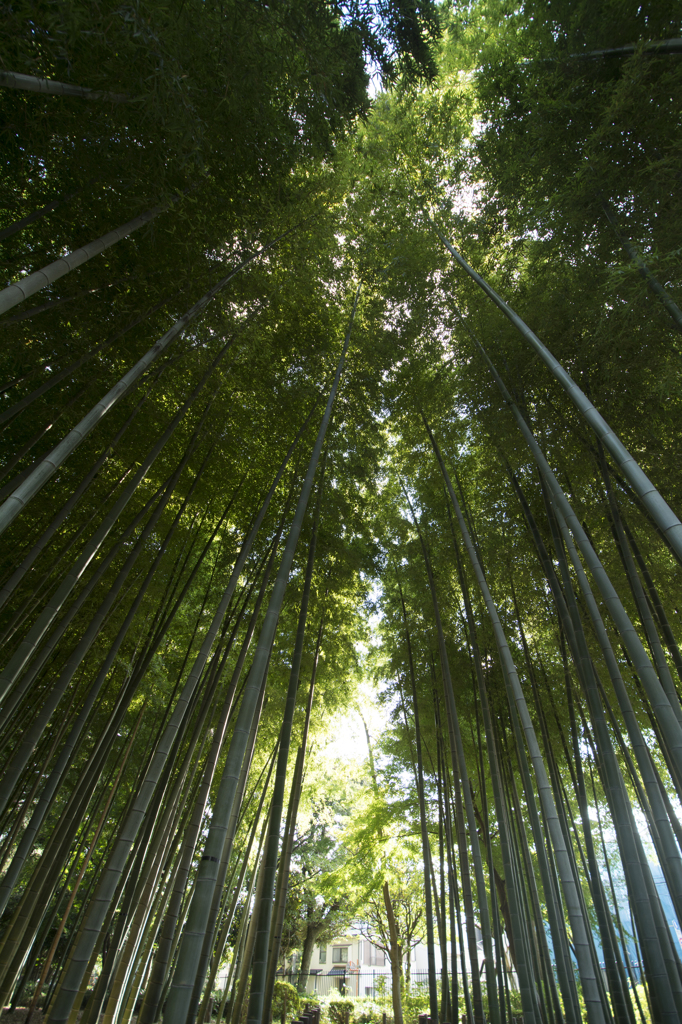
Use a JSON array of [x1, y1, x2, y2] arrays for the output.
[[215, 929, 488, 999], [308, 935, 475, 975]]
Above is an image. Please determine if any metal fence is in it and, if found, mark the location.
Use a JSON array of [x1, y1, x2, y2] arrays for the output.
[[279, 971, 434, 1002]]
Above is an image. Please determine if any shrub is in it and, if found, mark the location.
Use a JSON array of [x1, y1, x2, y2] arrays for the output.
[[355, 1004, 385, 1024], [272, 980, 301, 1024], [328, 999, 356, 1024], [403, 991, 430, 1021]]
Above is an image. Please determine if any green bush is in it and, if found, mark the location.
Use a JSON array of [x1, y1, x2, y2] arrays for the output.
[[272, 980, 301, 1024], [355, 1003, 385, 1024], [328, 999, 356, 1024], [403, 990, 430, 1020]]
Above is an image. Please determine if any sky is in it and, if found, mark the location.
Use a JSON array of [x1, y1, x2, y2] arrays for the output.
[[321, 677, 387, 766]]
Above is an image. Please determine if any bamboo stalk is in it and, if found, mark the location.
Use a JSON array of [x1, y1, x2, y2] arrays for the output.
[[45, 407, 309, 1024], [0, 237, 282, 534], [0, 383, 152, 610], [0, 203, 165, 317], [405, 493, 500, 1024], [246, 462, 325, 1024], [163, 285, 360, 1024], [430, 216, 682, 562], [467, 334, 682, 807], [424, 417, 608, 1024], [395, 574, 439, 1022], [262, 616, 323, 1024], [0, 406, 212, 814], [26, 710, 143, 1014], [0, 184, 84, 243], [0, 355, 227, 709], [0, 70, 128, 101]]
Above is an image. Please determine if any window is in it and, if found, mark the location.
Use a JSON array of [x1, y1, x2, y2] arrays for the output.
[[332, 946, 349, 963], [319, 946, 326, 964], [369, 945, 385, 966]]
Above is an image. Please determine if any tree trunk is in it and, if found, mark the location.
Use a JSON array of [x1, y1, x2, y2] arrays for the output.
[[382, 882, 404, 1024], [0, 406, 210, 810], [601, 198, 682, 332], [620, 513, 682, 682], [0, 380, 152, 610], [298, 922, 324, 994], [446, 502, 565, 1024], [186, 679, 276, 1023], [0, 355, 226, 711], [229, 837, 272, 1024], [0, 292, 173, 429], [197, 760, 275, 1024], [25, 713, 141, 1013]]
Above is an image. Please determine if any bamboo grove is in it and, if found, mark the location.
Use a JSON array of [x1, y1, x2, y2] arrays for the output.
[[1, 0, 682, 1022]]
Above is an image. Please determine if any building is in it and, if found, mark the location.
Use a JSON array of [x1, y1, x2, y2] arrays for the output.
[[216, 926, 491, 1003], [299, 929, 437, 999]]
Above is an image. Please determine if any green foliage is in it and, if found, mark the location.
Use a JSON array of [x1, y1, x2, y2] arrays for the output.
[[402, 989, 431, 1021], [280, 772, 361, 965], [327, 999, 356, 1024], [272, 980, 301, 1024], [1, 0, 682, 1017], [354, 1001, 388, 1024]]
